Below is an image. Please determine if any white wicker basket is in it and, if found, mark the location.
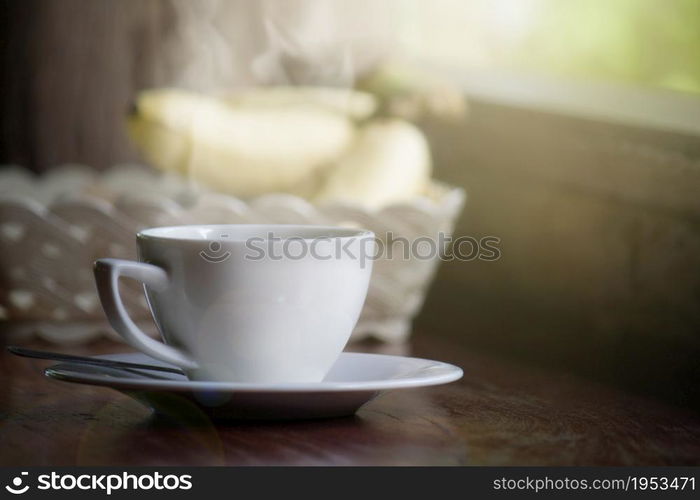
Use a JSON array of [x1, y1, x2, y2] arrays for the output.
[[0, 164, 464, 344]]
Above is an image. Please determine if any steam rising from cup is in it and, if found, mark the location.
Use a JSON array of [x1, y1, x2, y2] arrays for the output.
[[252, 1, 355, 87]]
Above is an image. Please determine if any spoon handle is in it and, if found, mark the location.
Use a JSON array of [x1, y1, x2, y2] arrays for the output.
[[7, 346, 185, 375]]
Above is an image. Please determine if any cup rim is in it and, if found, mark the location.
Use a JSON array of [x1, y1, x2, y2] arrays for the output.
[[137, 224, 374, 243]]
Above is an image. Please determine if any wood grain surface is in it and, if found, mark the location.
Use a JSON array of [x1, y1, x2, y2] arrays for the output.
[[1, 333, 699, 466]]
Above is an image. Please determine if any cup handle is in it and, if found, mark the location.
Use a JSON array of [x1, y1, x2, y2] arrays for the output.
[[94, 258, 198, 370]]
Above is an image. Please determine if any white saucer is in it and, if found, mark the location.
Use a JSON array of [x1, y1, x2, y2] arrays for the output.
[[44, 352, 463, 420]]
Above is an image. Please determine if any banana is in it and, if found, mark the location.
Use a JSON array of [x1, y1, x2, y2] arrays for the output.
[[314, 119, 431, 208], [127, 88, 356, 198], [223, 86, 377, 121]]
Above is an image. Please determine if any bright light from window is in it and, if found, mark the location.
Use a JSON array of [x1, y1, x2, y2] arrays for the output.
[[396, 0, 700, 94]]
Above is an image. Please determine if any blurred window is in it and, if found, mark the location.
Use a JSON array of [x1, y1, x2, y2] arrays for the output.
[[397, 0, 700, 95]]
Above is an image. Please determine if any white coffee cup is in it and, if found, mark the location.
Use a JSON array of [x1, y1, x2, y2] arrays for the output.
[[94, 224, 374, 383]]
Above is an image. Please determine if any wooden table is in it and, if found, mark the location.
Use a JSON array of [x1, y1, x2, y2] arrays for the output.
[[1, 332, 699, 466]]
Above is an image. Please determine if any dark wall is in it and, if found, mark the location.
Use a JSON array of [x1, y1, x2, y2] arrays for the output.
[[0, 0, 180, 170]]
